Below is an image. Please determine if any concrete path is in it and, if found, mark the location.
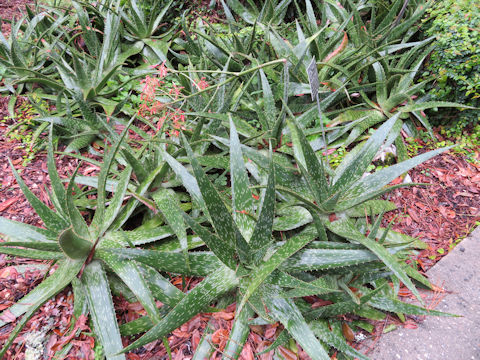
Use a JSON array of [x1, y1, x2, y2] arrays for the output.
[[371, 227, 480, 360]]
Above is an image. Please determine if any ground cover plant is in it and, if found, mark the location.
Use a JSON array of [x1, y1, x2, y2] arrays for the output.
[[422, 0, 480, 127], [0, 0, 477, 359]]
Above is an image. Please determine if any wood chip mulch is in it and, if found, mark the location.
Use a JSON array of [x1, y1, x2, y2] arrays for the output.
[[385, 149, 480, 272]]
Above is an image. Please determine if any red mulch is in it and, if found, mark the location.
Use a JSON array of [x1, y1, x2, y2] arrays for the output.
[[385, 149, 480, 271], [1, 1, 480, 359]]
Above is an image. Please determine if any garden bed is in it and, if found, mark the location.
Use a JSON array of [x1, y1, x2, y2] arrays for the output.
[[1, 0, 479, 359]]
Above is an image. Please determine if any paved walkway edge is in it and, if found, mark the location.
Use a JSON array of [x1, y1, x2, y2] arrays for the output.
[[370, 226, 480, 360]]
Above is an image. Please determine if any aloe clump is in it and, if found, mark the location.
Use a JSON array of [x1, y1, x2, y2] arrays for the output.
[[104, 120, 452, 359], [0, 124, 181, 359]]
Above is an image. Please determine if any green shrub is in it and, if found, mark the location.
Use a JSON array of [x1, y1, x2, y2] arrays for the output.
[[423, 0, 480, 125]]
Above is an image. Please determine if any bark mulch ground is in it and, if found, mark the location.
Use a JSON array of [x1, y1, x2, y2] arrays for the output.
[[1, 1, 480, 359]]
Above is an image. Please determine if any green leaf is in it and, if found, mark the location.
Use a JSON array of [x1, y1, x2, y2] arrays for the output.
[[344, 200, 397, 217], [161, 149, 206, 214], [0, 247, 63, 260], [100, 248, 222, 277], [229, 117, 255, 241], [0, 241, 59, 251], [398, 101, 476, 112], [153, 188, 189, 269], [369, 294, 456, 317], [102, 166, 133, 234], [58, 227, 93, 260], [274, 205, 313, 231], [264, 289, 330, 360], [327, 219, 423, 304], [82, 261, 126, 360], [66, 165, 90, 239], [182, 213, 237, 270], [249, 159, 275, 263], [0, 258, 81, 327], [120, 266, 238, 353], [338, 147, 451, 210], [109, 163, 166, 231], [91, 117, 134, 237], [259, 69, 276, 129], [310, 320, 370, 360], [192, 324, 215, 359], [373, 61, 388, 109], [139, 265, 185, 307], [105, 227, 172, 246], [238, 231, 316, 313], [330, 114, 399, 195], [47, 124, 67, 215], [9, 159, 68, 232], [100, 252, 160, 324], [223, 301, 254, 359], [182, 134, 250, 264], [0, 217, 55, 243], [270, 271, 338, 298], [287, 118, 328, 204], [280, 248, 379, 272]]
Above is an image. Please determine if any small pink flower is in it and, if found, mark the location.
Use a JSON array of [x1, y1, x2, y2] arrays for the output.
[[149, 61, 169, 79], [157, 61, 168, 78], [194, 77, 209, 90], [169, 83, 184, 99]]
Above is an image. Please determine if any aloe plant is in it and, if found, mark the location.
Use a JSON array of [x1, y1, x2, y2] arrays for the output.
[[120, 0, 177, 64], [102, 120, 450, 359], [0, 123, 185, 359]]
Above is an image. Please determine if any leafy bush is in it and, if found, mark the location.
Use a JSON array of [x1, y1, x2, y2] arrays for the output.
[[423, 0, 480, 125]]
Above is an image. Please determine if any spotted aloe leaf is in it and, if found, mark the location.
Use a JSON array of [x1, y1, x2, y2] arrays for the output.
[[269, 271, 338, 298], [100, 248, 222, 276], [58, 227, 92, 260], [310, 320, 370, 360], [8, 158, 68, 232], [120, 265, 238, 353], [223, 300, 254, 359], [102, 166, 133, 234], [0, 217, 55, 243], [330, 114, 399, 195], [337, 146, 451, 210], [160, 148, 206, 214], [237, 230, 317, 313], [263, 288, 331, 360], [91, 118, 134, 237], [229, 117, 255, 241], [109, 162, 167, 231], [182, 134, 251, 264], [259, 69, 276, 129], [65, 165, 90, 239], [82, 261, 125, 360], [287, 118, 328, 204], [47, 124, 67, 216], [153, 188, 190, 269], [326, 218, 424, 304], [182, 212, 237, 269], [0, 247, 63, 260], [99, 252, 161, 324], [249, 158, 275, 263]]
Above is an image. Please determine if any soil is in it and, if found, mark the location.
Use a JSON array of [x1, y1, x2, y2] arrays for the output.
[[0, 1, 480, 359]]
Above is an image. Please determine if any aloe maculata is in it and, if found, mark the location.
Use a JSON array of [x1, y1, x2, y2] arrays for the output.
[[101, 119, 452, 358], [0, 122, 181, 360], [0, 114, 454, 358]]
